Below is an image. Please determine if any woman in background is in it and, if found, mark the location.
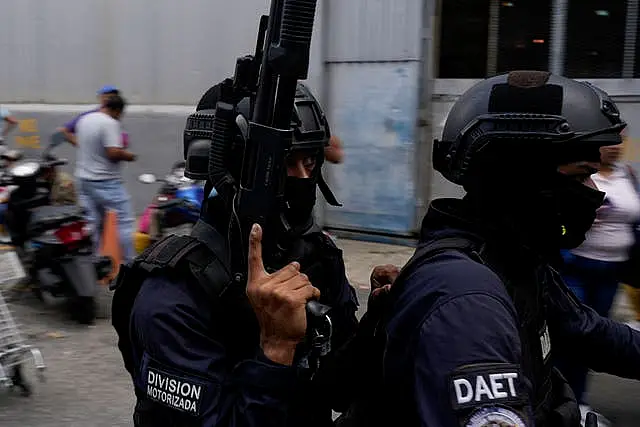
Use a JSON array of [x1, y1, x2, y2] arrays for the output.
[[621, 131, 640, 331], [558, 138, 640, 426]]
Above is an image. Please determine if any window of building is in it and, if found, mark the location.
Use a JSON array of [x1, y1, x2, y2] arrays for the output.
[[634, 7, 640, 77], [565, 1, 626, 78], [438, 0, 490, 78], [496, 0, 551, 73]]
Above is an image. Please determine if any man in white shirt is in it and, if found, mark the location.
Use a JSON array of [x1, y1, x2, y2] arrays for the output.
[[75, 95, 137, 263]]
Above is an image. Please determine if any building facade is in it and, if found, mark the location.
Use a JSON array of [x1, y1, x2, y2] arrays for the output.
[[0, 0, 638, 237]]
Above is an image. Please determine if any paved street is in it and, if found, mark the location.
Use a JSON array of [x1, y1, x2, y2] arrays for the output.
[[0, 237, 639, 426]]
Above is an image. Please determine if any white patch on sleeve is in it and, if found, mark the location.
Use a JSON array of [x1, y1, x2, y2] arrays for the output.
[[146, 368, 204, 415], [449, 363, 526, 411], [465, 406, 527, 427]]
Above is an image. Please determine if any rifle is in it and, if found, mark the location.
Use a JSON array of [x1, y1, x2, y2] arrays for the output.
[[207, 0, 332, 373], [208, 0, 318, 244]]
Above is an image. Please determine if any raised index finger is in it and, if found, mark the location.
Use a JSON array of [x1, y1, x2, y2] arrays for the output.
[[248, 223, 266, 282]]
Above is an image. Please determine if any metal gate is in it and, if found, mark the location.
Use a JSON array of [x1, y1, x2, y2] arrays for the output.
[[321, 0, 424, 236]]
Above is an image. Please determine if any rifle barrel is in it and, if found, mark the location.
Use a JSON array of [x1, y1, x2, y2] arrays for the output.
[[253, 0, 284, 126]]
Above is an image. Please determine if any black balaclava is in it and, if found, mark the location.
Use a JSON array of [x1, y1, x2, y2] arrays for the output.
[[464, 158, 605, 256], [283, 149, 324, 231], [284, 176, 317, 228], [538, 171, 605, 249]]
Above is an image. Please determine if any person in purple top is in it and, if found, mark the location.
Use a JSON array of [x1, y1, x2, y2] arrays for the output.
[[58, 85, 129, 148]]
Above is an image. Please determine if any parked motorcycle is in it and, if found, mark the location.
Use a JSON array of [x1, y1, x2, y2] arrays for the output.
[[0, 147, 22, 240], [135, 161, 204, 254], [1, 134, 113, 324]]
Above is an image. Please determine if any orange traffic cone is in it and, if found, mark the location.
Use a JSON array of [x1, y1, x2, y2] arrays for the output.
[[99, 210, 122, 285]]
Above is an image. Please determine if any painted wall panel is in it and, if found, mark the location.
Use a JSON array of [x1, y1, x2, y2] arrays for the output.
[[320, 0, 425, 235], [325, 0, 422, 62], [324, 62, 419, 234]]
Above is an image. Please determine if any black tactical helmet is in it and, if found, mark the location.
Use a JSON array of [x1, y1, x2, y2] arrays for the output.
[[434, 71, 626, 189], [183, 80, 341, 209], [183, 81, 331, 181]]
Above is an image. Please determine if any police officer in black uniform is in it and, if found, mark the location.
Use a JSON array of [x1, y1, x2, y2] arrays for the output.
[[352, 71, 640, 427], [111, 81, 360, 426]]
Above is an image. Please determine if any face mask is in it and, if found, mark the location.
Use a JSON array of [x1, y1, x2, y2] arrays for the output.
[[542, 173, 605, 249], [284, 177, 317, 228]]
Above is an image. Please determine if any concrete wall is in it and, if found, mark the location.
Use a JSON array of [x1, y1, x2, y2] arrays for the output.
[[0, 0, 330, 105]]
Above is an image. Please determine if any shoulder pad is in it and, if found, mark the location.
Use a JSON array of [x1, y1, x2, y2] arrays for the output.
[[135, 234, 209, 274], [111, 234, 209, 292], [399, 236, 482, 278]]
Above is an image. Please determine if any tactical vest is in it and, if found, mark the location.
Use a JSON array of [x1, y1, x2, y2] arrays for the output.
[[112, 230, 237, 379], [111, 220, 358, 426], [337, 235, 580, 427]]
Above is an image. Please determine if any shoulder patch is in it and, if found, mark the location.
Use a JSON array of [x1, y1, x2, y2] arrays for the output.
[[465, 406, 527, 427], [449, 363, 527, 411], [142, 355, 214, 416]]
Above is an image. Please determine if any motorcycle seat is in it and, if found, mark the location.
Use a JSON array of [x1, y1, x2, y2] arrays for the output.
[[27, 205, 85, 233]]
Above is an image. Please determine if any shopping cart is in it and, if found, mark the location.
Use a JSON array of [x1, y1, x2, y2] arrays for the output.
[[0, 246, 46, 396]]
